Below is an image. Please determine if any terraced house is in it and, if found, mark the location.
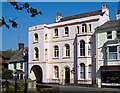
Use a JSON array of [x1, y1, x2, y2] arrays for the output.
[[29, 5, 110, 85]]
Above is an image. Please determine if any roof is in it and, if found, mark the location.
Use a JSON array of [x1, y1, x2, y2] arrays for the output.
[[9, 47, 28, 63], [0, 51, 15, 59], [104, 39, 120, 46], [96, 19, 120, 31], [58, 10, 103, 22]]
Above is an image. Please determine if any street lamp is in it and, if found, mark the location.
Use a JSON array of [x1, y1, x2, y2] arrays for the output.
[[14, 71, 17, 93]]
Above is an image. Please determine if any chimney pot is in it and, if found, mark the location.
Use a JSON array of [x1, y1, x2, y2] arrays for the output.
[[19, 43, 24, 51]]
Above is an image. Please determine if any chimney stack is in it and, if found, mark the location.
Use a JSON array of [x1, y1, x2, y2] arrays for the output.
[[56, 11, 62, 22], [19, 43, 24, 51], [116, 9, 120, 20]]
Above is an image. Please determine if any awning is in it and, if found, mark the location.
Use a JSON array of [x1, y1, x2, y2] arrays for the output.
[[16, 69, 25, 74], [100, 65, 120, 72]]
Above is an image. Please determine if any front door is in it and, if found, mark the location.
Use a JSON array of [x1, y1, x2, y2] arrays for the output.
[[65, 67, 70, 83]]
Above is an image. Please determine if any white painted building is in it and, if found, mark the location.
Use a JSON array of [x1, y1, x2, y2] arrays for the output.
[[29, 5, 110, 85], [9, 43, 28, 80], [96, 10, 120, 87]]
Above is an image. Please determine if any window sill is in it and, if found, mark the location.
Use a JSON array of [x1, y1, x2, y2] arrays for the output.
[[52, 78, 60, 80], [33, 58, 39, 61], [53, 36, 59, 38], [62, 56, 70, 59], [63, 35, 69, 37], [77, 56, 93, 58], [33, 41, 39, 44], [52, 57, 59, 59]]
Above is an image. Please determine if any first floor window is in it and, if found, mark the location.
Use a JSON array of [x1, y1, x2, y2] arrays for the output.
[[77, 26, 79, 33], [80, 63, 85, 79], [54, 66, 58, 79], [88, 65, 92, 79], [34, 47, 39, 59], [80, 40, 85, 56], [65, 44, 70, 57], [54, 46, 59, 57], [45, 49, 48, 59], [108, 46, 117, 60]]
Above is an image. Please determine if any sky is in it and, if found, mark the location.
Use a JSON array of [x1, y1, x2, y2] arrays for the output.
[[1, 2, 119, 51]]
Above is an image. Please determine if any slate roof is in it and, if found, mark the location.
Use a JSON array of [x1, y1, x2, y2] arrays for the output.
[[8, 47, 28, 63], [0, 51, 15, 59], [96, 19, 120, 31], [104, 39, 120, 46], [58, 10, 104, 22]]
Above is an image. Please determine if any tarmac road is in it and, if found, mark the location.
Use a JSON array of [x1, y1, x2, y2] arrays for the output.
[[59, 85, 120, 93]]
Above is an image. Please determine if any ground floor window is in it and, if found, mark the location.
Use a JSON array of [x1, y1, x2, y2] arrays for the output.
[[101, 71, 120, 83]]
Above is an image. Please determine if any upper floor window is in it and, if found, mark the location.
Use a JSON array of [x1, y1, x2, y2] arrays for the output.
[[20, 63, 23, 69], [80, 63, 85, 79], [88, 42, 91, 56], [77, 26, 80, 33], [45, 49, 48, 59], [64, 44, 70, 57], [107, 46, 117, 60], [107, 31, 112, 39], [89, 24, 91, 32], [45, 34, 48, 42], [82, 24, 87, 33], [80, 40, 85, 56], [53, 66, 59, 79], [53, 45, 59, 58], [64, 27, 69, 36], [34, 47, 39, 59], [34, 33, 38, 43], [14, 64, 16, 69], [88, 65, 92, 79], [54, 28, 58, 37], [117, 30, 120, 39]]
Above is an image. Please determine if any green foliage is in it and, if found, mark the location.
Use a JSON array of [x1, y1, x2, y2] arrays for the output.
[[0, 1, 42, 29], [2, 69, 13, 79], [6, 48, 18, 53], [2, 83, 25, 93]]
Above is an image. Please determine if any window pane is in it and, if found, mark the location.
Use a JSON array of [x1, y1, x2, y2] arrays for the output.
[[55, 29, 58, 36], [109, 53, 117, 59], [65, 27, 68, 35], [109, 46, 117, 52]]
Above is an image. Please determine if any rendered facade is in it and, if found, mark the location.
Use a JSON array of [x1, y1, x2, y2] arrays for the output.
[[96, 10, 120, 87], [29, 5, 110, 85]]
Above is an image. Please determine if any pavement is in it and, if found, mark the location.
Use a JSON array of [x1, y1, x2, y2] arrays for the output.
[[58, 85, 120, 93], [36, 84, 120, 93]]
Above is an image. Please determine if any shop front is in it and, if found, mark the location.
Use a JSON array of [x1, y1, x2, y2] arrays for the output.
[[100, 65, 120, 87]]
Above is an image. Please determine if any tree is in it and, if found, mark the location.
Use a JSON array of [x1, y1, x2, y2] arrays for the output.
[[6, 48, 18, 53], [2, 68, 13, 79], [0, 0, 42, 29]]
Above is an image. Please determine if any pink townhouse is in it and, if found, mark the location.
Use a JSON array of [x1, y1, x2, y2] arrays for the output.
[[28, 5, 110, 85]]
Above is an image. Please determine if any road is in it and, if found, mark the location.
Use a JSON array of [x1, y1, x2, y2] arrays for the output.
[[58, 85, 120, 93]]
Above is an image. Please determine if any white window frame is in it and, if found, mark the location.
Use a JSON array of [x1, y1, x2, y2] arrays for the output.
[[54, 66, 59, 79], [88, 65, 92, 79], [65, 45, 70, 57], [80, 63, 85, 79], [34, 47, 39, 60], [107, 46, 117, 60], [34, 33, 38, 43], [54, 29, 58, 37], [82, 24, 87, 33], [64, 27, 69, 36], [54, 46, 59, 58]]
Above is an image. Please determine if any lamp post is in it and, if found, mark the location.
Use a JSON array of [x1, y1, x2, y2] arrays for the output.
[[14, 71, 17, 93]]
